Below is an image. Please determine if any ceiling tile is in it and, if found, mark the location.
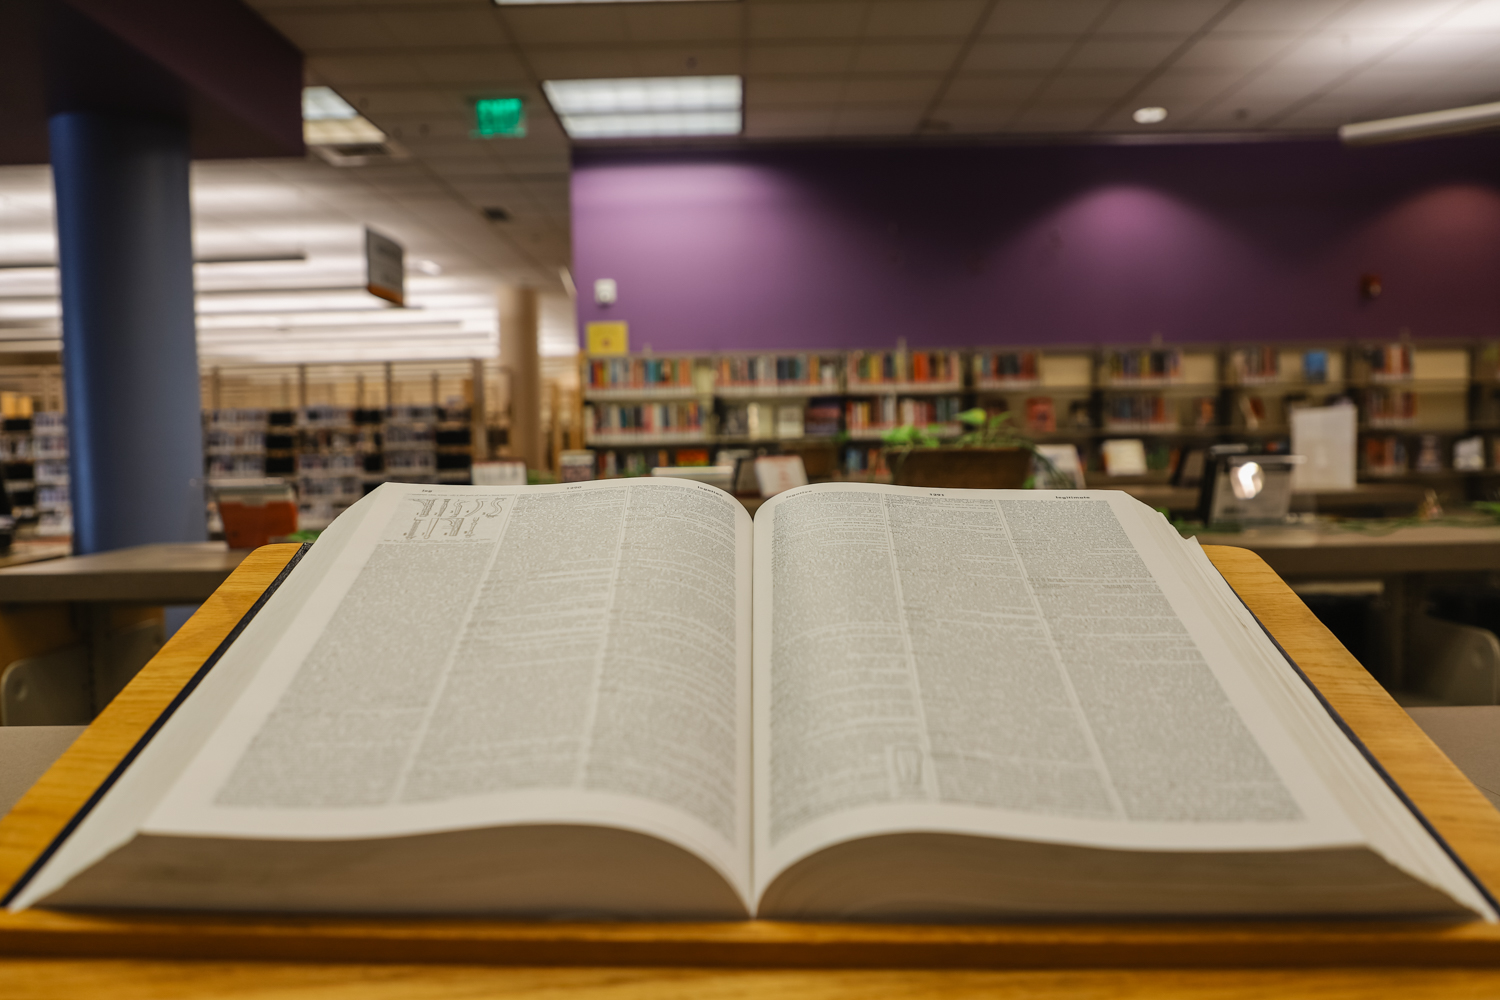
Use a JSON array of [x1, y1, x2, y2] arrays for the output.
[[411, 50, 530, 86], [743, 107, 838, 136], [1378, 31, 1500, 67], [748, 2, 869, 40], [1093, 0, 1231, 35], [1129, 68, 1238, 101], [865, 0, 987, 37], [1213, 0, 1351, 32], [1442, 0, 1500, 31], [499, 6, 632, 45], [622, 44, 743, 76], [1174, 33, 1298, 69], [983, 0, 1112, 35], [1277, 32, 1403, 72], [524, 47, 642, 79], [839, 75, 944, 102], [943, 73, 1047, 102], [1038, 70, 1146, 101], [307, 54, 431, 86], [850, 41, 962, 72], [829, 104, 925, 134], [744, 77, 848, 106], [261, 10, 395, 50], [963, 39, 1072, 71], [1068, 36, 1186, 70], [748, 43, 857, 74], [621, 3, 743, 42], [1319, 0, 1465, 34], [929, 104, 1025, 131], [1010, 103, 1106, 130], [343, 89, 456, 116], [373, 9, 511, 48]]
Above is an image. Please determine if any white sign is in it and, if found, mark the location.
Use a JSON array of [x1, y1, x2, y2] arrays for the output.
[[754, 455, 808, 498], [365, 227, 405, 306], [1291, 402, 1357, 490]]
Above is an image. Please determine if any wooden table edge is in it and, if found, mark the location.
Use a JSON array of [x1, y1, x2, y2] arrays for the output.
[[2, 542, 1499, 969]]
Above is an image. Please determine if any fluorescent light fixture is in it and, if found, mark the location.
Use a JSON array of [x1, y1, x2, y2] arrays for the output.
[[303, 86, 358, 121], [542, 76, 742, 139], [1132, 106, 1168, 124], [1339, 100, 1500, 146]]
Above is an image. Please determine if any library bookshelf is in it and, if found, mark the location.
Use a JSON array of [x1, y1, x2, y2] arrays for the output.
[[577, 341, 1500, 500]]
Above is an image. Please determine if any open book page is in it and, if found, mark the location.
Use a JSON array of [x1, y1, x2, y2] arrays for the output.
[[752, 484, 1371, 903], [8, 487, 383, 911], [144, 479, 754, 905], [1163, 529, 1496, 919]]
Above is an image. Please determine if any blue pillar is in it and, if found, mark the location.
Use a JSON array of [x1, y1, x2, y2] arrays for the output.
[[50, 111, 206, 554]]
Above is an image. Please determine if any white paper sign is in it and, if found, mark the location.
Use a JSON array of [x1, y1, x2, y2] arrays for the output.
[[365, 227, 405, 306], [754, 455, 808, 498], [1291, 402, 1357, 490]]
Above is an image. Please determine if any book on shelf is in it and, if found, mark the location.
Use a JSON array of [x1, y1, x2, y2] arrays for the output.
[[1364, 435, 1408, 475], [1366, 389, 1418, 427], [1103, 348, 1182, 383], [12, 480, 1492, 921], [1104, 394, 1174, 431], [1415, 434, 1444, 473], [974, 350, 1038, 385], [845, 396, 898, 433], [586, 401, 704, 438], [803, 399, 842, 437], [847, 350, 961, 387], [1367, 344, 1413, 382], [714, 354, 838, 391], [587, 357, 694, 393], [1304, 350, 1330, 383], [1024, 397, 1056, 433], [1229, 347, 1279, 383]]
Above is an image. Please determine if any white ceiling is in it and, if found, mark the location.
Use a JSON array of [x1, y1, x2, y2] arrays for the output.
[[244, 0, 1500, 283], [0, 159, 575, 364], [5, 0, 1500, 367]]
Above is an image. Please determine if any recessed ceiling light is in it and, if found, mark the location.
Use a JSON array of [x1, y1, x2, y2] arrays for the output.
[[412, 259, 444, 276], [542, 76, 742, 139], [1132, 106, 1168, 125]]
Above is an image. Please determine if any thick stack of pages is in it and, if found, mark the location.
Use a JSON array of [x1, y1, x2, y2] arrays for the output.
[[8, 481, 1493, 920]]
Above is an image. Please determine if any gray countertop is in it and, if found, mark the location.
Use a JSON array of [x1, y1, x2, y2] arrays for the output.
[[0, 542, 249, 603]]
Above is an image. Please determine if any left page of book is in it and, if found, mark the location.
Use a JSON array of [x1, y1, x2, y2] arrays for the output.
[[15, 479, 753, 913]]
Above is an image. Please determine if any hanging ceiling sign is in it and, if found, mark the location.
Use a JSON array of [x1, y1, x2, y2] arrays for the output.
[[365, 227, 405, 306]]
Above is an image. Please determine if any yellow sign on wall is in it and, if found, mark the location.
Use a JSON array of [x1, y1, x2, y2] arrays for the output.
[[586, 321, 629, 355]]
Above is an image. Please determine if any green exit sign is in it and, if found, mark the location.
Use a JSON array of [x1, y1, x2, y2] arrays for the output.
[[473, 97, 525, 138]]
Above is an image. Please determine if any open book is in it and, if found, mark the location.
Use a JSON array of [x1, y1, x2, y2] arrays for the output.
[[8, 480, 1494, 920]]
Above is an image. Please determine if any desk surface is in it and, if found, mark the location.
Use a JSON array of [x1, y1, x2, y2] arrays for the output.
[[1192, 523, 1500, 578], [0, 543, 247, 604], [4, 544, 1500, 998]]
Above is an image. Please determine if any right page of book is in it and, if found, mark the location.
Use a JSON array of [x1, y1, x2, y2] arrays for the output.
[[752, 483, 1407, 903]]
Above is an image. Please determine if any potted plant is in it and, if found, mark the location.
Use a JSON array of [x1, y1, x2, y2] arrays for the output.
[[883, 409, 1061, 489]]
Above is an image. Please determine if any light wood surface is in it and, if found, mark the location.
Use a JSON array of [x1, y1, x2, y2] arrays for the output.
[[4, 543, 1500, 998], [0, 542, 249, 603]]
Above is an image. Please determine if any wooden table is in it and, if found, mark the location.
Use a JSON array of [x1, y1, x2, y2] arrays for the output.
[[4, 544, 1500, 998]]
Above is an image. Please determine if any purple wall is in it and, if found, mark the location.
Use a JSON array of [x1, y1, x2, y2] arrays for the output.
[[571, 137, 1500, 352]]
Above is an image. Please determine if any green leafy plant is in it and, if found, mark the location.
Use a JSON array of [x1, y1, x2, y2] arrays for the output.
[[880, 407, 1070, 488]]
